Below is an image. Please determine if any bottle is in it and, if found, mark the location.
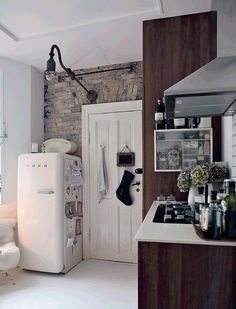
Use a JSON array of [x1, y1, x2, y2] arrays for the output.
[[219, 188, 227, 234], [165, 118, 174, 129], [208, 190, 222, 239], [163, 98, 174, 129], [224, 179, 236, 238], [155, 99, 165, 130], [217, 189, 226, 204], [224, 180, 236, 211]]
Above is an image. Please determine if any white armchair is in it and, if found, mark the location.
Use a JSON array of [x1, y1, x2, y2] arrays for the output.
[[0, 219, 20, 271]]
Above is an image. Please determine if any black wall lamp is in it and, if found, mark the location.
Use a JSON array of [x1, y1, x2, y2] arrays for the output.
[[45, 44, 98, 102]]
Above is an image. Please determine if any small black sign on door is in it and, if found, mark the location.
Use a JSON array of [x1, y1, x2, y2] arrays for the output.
[[117, 152, 135, 166]]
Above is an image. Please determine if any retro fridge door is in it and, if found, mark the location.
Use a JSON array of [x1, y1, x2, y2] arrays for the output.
[[63, 157, 83, 273], [18, 153, 64, 273]]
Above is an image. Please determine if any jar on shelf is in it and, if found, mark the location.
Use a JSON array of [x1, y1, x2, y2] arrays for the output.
[[174, 118, 189, 129], [167, 148, 181, 170]]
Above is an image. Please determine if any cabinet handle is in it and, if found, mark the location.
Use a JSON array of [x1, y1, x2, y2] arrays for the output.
[[37, 190, 55, 194]]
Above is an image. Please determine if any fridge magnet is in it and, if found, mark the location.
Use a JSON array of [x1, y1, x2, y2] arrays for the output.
[[75, 219, 82, 235], [65, 186, 71, 199], [65, 201, 77, 218], [77, 201, 83, 217]]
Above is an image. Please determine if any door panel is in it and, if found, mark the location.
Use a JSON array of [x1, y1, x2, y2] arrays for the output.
[[89, 110, 142, 262], [18, 154, 64, 272]]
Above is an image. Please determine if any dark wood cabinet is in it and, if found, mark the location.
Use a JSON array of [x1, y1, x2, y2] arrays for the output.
[[143, 11, 219, 217], [139, 11, 227, 309], [138, 242, 236, 309]]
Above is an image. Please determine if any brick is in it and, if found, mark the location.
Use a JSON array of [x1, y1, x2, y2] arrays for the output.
[[44, 61, 143, 156]]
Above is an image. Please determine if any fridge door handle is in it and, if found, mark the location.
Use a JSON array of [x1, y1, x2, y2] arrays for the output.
[[37, 189, 55, 194]]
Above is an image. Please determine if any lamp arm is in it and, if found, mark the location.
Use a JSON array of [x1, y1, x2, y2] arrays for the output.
[[50, 45, 67, 72], [50, 44, 89, 93], [73, 76, 89, 93]]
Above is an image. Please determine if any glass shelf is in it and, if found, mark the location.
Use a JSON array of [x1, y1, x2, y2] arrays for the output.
[[154, 128, 213, 172]]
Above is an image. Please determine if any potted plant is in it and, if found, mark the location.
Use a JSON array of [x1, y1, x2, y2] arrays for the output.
[[190, 164, 209, 194], [177, 163, 229, 207], [177, 169, 190, 192]]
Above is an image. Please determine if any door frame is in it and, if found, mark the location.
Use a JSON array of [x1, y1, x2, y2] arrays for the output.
[[0, 69, 3, 204], [82, 100, 142, 259]]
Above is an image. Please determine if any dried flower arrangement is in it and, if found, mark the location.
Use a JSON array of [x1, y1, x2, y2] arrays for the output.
[[190, 165, 209, 188], [177, 163, 229, 192]]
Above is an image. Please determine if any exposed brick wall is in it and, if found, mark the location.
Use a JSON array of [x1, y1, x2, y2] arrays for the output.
[[44, 61, 143, 156]]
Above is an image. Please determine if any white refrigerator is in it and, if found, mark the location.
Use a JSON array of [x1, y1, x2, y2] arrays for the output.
[[17, 153, 83, 273]]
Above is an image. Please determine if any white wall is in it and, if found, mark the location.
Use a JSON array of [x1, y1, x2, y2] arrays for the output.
[[222, 117, 232, 173], [162, 0, 212, 17], [231, 115, 236, 178], [0, 56, 44, 215], [31, 66, 44, 145]]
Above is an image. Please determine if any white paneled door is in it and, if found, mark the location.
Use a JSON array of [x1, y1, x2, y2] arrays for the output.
[[88, 109, 142, 263]]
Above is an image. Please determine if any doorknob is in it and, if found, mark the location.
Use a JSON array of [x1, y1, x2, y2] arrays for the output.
[[132, 181, 140, 186]]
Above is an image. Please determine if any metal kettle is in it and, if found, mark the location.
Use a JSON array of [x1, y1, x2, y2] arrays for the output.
[[200, 203, 223, 239]]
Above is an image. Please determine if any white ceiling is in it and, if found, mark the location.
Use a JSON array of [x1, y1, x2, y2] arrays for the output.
[[0, 0, 212, 72]]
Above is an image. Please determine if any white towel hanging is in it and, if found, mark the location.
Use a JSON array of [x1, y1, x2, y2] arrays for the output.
[[98, 145, 109, 203]]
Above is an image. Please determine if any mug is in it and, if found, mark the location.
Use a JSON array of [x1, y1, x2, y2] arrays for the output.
[[188, 117, 201, 128], [31, 143, 39, 153]]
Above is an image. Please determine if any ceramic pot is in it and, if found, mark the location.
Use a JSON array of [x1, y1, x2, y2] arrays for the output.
[[188, 186, 199, 210]]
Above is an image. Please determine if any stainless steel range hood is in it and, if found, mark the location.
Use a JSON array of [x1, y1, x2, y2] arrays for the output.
[[164, 56, 236, 118]]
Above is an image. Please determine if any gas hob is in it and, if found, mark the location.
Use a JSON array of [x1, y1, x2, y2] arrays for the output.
[[153, 201, 195, 224]]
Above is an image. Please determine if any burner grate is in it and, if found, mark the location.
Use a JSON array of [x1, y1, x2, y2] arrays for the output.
[[152, 202, 195, 224]]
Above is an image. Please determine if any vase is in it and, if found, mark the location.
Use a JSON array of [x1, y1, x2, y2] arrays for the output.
[[198, 186, 204, 195], [188, 186, 199, 209], [188, 185, 206, 210]]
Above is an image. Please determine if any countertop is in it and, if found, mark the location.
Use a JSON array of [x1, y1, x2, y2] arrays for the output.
[[135, 201, 236, 247]]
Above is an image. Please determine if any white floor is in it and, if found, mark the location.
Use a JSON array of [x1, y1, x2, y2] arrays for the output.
[[0, 260, 138, 309]]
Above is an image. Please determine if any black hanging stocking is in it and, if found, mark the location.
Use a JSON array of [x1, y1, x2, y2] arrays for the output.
[[116, 170, 135, 206]]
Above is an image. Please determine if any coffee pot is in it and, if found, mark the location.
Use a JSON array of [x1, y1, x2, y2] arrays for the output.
[[187, 117, 201, 128]]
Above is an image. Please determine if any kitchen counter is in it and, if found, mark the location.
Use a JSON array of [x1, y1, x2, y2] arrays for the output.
[[135, 201, 236, 246], [137, 201, 236, 309]]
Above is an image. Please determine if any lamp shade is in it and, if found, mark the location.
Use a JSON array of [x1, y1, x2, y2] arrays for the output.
[[45, 56, 56, 81], [46, 56, 56, 72]]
